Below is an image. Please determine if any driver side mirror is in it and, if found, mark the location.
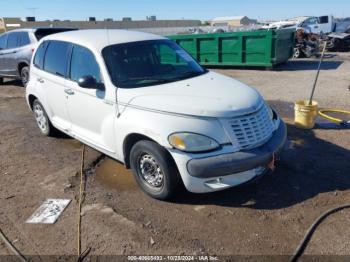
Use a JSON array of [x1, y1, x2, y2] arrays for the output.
[[78, 75, 104, 90]]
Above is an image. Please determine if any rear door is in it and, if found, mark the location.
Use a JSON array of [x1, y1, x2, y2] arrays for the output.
[[35, 40, 72, 131], [0, 33, 8, 74], [16, 32, 33, 63]]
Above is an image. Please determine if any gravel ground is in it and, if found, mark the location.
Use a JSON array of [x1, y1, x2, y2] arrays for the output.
[[0, 55, 350, 260]]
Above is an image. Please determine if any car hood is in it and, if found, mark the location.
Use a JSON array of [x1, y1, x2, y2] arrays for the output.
[[119, 71, 263, 118]]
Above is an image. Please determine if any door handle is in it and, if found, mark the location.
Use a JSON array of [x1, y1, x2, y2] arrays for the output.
[[37, 78, 44, 83], [64, 89, 75, 95]]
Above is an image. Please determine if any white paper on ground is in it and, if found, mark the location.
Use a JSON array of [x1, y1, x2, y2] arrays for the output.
[[26, 199, 71, 224]]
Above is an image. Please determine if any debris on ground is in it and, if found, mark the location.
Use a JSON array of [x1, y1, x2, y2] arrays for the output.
[[326, 27, 350, 52], [294, 29, 320, 58], [26, 199, 71, 224], [150, 237, 155, 246]]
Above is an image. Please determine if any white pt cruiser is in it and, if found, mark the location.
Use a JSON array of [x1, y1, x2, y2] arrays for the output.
[[26, 30, 287, 200]]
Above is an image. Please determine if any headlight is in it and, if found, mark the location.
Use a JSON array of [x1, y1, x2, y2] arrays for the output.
[[168, 132, 220, 152], [267, 105, 274, 119], [267, 104, 278, 120]]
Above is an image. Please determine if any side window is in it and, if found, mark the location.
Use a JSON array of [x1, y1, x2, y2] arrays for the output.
[[43, 41, 70, 77], [304, 17, 318, 26], [19, 32, 31, 47], [33, 41, 48, 69], [318, 16, 329, 24], [0, 34, 7, 50], [6, 33, 19, 49], [70, 45, 101, 83]]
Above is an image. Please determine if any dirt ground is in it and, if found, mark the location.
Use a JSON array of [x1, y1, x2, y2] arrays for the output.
[[1, 55, 350, 260]]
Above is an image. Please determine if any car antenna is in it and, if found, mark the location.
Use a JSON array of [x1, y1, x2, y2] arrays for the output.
[[106, 29, 121, 118]]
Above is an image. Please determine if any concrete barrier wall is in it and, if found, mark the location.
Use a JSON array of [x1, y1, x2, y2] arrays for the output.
[[17, 20, 202, 30]]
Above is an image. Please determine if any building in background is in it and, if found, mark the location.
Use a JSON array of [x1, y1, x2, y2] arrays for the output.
[[210, 16, 257, 27], [0, 17, 201, 33], [0, 17, 22, 32], [146, 16, 157, 21]]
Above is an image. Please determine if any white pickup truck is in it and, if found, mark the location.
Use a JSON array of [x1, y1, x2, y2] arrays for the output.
[[264, 15, 336, 34]]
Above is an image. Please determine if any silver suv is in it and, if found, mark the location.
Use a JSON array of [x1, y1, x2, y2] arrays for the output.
[[0, 28, 76, 86]]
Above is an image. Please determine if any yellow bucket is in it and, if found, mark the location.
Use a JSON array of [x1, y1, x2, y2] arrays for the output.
[[294, 100, 318, 129]]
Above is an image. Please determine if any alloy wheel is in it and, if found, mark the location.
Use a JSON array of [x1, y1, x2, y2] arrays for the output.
[[139, 153, 164, 188], [21, 68, 29, 87], [34, 103, 48, 133]]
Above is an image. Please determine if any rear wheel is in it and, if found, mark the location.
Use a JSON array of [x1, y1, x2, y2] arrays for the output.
[[0, 77, 3, 84], [20, 66, 29, 87], [130, 140, 181, 200], [32, 99, 57, 136]]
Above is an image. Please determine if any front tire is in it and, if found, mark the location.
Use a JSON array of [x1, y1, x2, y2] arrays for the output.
[[20, 66, 29, 87], [32, 99, 57, 136], [130, 140, 181, 200]]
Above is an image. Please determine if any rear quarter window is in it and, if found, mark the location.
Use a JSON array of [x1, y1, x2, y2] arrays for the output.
[[19, 32, 31, 46], [43, 41, 71, 77], [318, 16, 329, 24]]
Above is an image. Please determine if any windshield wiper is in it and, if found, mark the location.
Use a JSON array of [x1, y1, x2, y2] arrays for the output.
[[119, 77, 172, 88], [170, 71, 205, 81]]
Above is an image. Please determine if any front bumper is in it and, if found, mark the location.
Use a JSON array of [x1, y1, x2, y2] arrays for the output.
[[187, 120, 287, 178]]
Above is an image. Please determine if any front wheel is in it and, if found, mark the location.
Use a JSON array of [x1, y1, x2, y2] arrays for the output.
[[130, 140, 181, 200], [0, 77, 3, 84], [20, 66, 29, 87]]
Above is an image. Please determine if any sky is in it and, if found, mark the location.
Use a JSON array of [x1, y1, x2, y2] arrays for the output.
[[1, 0, 350, 21]]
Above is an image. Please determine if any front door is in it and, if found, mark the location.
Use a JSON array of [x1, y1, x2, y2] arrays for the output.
[[64, 44, 116, 153], [0, 32, 19, 76], [302, 17, 320, 34]]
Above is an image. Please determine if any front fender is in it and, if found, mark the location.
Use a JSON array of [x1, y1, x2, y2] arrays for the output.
[[115, 106, 230, 161]]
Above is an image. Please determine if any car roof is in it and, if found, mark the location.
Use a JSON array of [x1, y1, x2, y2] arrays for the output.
[[41, 29, 166, 52]]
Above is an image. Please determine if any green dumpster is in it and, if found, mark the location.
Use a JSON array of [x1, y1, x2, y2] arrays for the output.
[[167, 29, 295, 68]]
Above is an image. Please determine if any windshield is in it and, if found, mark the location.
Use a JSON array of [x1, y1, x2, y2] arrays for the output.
[[102, 39, 207, 88]]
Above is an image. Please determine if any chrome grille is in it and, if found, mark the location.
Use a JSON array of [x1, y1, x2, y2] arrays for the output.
[[223, 104, 275, 150]]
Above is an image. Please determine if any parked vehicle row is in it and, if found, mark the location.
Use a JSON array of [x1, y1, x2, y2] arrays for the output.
[[0, 28, 76, 86], [25, 29, 286, 199], [263, 15, 350, 53]]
